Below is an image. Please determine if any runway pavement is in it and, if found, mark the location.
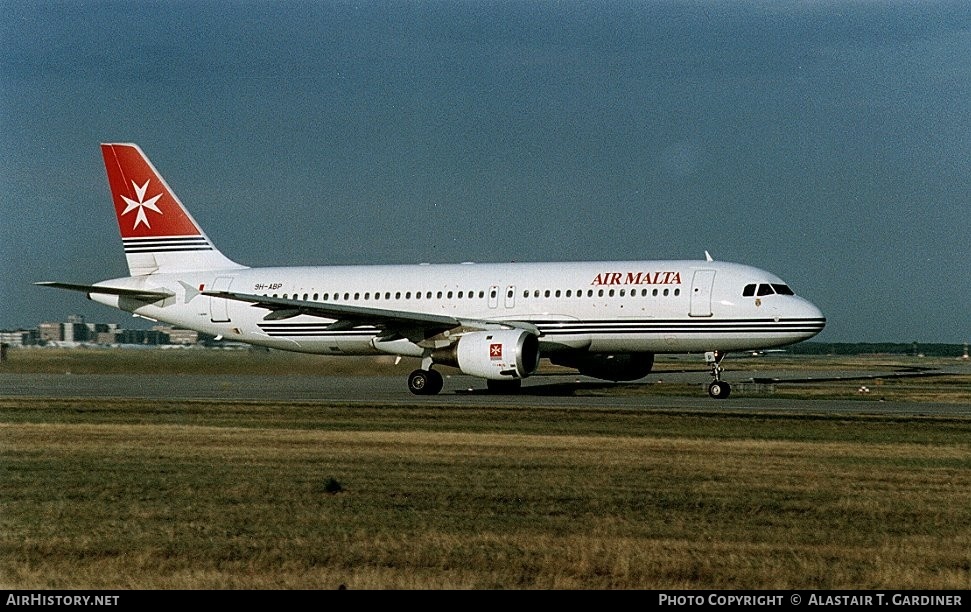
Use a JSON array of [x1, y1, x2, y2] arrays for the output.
[[2, 370, 968, 416]]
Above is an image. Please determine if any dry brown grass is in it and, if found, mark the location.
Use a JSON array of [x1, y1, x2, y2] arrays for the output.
[[2, 399, 969, 590]]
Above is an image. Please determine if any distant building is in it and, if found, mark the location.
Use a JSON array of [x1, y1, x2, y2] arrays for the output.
[[115, 329, 170, 345], [90, 323, 119, 345], [63, 316, 90, 343], [154, 325, 199, 345], [37, 322, 63, 342], [0, 330, 33, 345], [95, 332, 117, 345]]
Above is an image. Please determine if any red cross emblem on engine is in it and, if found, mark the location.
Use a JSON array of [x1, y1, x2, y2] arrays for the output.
[[490, 343, 503, 360]]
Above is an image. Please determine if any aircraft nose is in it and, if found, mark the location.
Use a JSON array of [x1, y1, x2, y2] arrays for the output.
[[797, 297, 826, 337], [802, 297, 824, 319]]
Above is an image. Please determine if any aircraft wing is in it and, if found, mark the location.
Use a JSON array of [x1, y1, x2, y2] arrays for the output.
[[35, 281, 174, 300], [202, 290, 540, 341]]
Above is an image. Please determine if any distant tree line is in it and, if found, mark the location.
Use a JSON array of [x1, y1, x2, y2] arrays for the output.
[[790, 342, 967, 357]]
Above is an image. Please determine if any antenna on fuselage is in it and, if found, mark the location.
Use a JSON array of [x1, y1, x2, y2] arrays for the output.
[[704, 250, 714, 262]]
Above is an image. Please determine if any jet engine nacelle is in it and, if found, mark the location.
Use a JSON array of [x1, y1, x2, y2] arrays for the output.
[[551, 351, 655, 381], [434, 329, 540, 380]]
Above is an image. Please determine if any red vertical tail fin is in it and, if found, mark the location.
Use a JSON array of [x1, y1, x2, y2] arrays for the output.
[[101, 143, 245, 276]]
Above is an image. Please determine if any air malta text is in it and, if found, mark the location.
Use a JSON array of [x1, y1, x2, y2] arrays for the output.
[[591, 271, 682, 286]]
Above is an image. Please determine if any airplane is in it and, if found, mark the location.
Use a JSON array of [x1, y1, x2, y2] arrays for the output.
[[37, 143, 826, 399]]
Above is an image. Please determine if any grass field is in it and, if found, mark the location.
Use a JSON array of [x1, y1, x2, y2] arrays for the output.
[[2, 348, 970, 589]]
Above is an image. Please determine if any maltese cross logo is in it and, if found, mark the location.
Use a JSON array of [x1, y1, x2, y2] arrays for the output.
[[121, 180, 163, 229]]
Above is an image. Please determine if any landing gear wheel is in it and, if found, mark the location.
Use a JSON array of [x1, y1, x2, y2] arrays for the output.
[[705, 350, 731, 399], [408, 369, 444, 395], [426, 369, 444, 395], [486, 379, 522, 394], [708, 380, 731, 399]]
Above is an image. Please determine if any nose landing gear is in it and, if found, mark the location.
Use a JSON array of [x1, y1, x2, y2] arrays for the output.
[[705, 351, 731, 399]]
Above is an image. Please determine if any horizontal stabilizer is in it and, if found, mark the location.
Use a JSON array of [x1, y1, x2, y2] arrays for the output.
[[35, 281, 174, 300]]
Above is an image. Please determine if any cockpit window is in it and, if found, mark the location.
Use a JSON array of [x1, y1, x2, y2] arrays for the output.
[[744, 283, 795, 297]]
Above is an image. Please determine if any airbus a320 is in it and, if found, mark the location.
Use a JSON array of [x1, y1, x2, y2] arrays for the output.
[[38, 143, 826, 398]]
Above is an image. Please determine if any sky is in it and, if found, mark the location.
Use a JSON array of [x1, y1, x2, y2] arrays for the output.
[[2, 0, 969, 343]]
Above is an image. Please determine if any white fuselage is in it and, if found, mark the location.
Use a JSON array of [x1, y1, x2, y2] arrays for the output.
[[51, 142, 826, 397], [91, 259, 825, 357]]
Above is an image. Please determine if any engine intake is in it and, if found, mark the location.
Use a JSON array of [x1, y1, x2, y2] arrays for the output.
[[433, 329, 540, 380]]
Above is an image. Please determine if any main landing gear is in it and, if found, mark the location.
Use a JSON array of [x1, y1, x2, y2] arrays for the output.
[[408, 370, 524, 395], [408, 369, 444, 395], [408, 354, 444, 396], [705, 351, 731, 399]]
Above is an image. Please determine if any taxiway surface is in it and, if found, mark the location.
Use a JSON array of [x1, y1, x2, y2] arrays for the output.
[[2, 371, 967, 416]]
